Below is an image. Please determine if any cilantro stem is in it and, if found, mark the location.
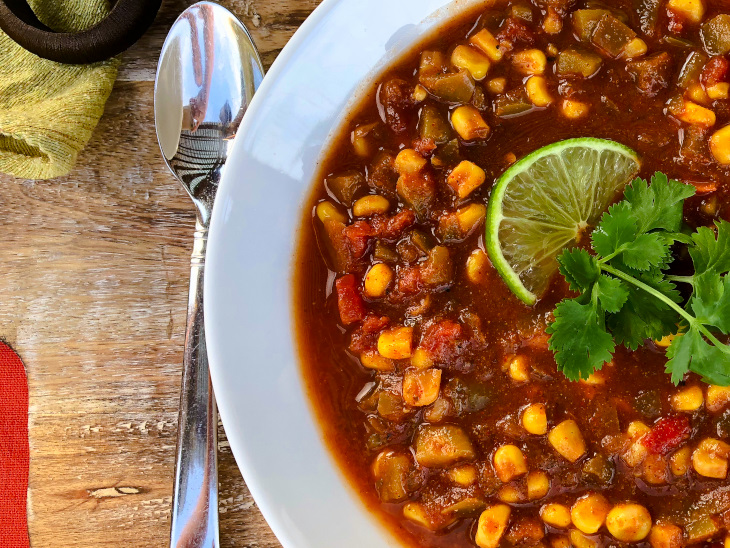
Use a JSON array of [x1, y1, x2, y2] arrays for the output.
[[666, 275, 694, 285], [602, 264, 730, 355]]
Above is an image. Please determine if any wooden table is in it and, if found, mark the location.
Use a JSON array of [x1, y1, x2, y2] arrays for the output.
[[0, 1, 320, 545]]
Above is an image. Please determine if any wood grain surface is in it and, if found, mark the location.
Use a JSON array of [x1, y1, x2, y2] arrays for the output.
[[0, 1, 320, 545]]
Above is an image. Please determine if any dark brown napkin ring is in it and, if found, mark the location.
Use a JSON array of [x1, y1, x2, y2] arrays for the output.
[[0, 0, 162, 64]]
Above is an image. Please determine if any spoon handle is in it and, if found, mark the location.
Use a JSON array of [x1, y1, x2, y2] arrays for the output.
[[170, 221, 219, 548]]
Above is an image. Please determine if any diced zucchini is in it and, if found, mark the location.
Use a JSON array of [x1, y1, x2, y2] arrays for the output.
[[373, 242, 398, 263], [678, 51, 709, 88], [556, 48, 603, 78], [418, 103, 452, 144], [591, 14, 637, 58], [701, 15, 730, 56], [420, 70, 476, 104], [510, 3, 533, 22], [572, 9, 612, 42], [419, 50, 447, 77], [626, 52, 673, 94], [635, 0, 661, 36], [493, 88, 533, 117], [431, 138, 462, 169], [325, 171, 365, 206], [415, 424, 476, 467]]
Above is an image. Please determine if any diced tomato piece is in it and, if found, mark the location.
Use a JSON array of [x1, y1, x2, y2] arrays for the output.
[[420, 320, 467, 365], [371, 210, 415, 240], [343, 221, 374, 258], [335, 275, 367, 325], [349, 314, 390, 353], [413, 138, 437, 158], [641, 416, 691, 455], [496, 17, 536, 49], [701, 57, 730, 88], [396, 266, 423, 295]]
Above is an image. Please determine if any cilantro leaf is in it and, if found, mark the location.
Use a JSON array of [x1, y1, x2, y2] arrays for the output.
[[547, 298, 614, 381], [620, 232, 670, 271], [558, 249, 599, 293], [666, 326, 730, 386], [623, 173, 696, 233], [690, 221, 730, 275], [591, 202, 637, 258], [691, 272, 730, 334], [595, 275, 628, 313]]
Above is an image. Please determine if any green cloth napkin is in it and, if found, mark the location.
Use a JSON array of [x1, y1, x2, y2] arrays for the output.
[[0, 0, 119, 180]]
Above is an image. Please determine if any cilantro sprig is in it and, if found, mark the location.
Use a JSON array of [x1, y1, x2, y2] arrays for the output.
[[546, 173, 730, 386]]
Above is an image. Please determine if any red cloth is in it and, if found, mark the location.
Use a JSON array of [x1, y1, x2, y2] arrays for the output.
[[0, 342, 29, 548]]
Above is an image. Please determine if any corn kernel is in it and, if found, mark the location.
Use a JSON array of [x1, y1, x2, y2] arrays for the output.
[[671, 385, 704, 412], [692, 438, 730, 478], [667, 0, 705, 23], [649, 523, 683, 548], [403, 502, 439, 530], [497, 484, 525, 503], [470, 29, 503, 63], [551, 536, 571, 548], [561, 99, 589, 119], [543, 9, 563, 34], [364, 263, 394, 298], [413, 84, 428, 102], [451, 45, 491, 81], [623, 421, 651, 467], [451, 106, 490, 141], [494, 444, 528, 482], [475, 505, 511, 548], [725, 534, 730, 548], [353, 195, 390, 217], [403, 368, 442, 407], [411, 347, 434, 370], [507, 354, 530, 383], [541, 503, 572, 528], [360, 351, 395, 372], [316, 201, 346, 224], [549, 420, 586, 462], [670, 446, 691, 476], [447, 160, 487, 198], [654, 333, 677, 348], [527, 470, 550, 500], [487, 77, 507, 94], [448, 464, 477, 486], [707, 83, 730, 100], [571, 493, 611, 534], [710, 125, 730, 165], [569, 529, 598, 548], [425, 396, 450, 423], [394, 149, 427, 175], [526, 76, 553, 107], [675, 99, 716, 128], [351, 122, 379, 157], [377, 326, 413, 359], [687, 83, 711, 105], [513, 49, 548, 75], [467, 249, 490, 285], [522, 403, 548, 435], [580, 372, 605, 385], [457, 204, 487, 233], [707, 385, 730, 412], [606, 503, 652, 542], [623, 38, 648, 59]]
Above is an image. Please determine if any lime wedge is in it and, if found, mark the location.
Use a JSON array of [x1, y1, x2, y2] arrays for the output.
[[486, 138, 640, 305]]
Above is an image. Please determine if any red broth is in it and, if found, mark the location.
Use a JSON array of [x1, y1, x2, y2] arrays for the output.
[[295, 1, 730, 546]]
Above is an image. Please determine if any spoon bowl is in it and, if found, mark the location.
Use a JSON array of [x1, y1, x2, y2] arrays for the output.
[[154, 3, 264, 546]]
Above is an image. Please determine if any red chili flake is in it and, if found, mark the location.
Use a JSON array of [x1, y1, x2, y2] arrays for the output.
[[335, 274, 367, 326], [641, 416, 691, 455]]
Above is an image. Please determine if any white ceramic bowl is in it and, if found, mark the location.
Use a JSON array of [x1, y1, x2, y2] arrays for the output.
[[205, 0, 485, 546]]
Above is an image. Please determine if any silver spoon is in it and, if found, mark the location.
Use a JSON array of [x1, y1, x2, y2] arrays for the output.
[[154, 3, 264, 546]]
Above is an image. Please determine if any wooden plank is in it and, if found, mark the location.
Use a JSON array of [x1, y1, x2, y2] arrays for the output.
[[0, 0, 322, 544]]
